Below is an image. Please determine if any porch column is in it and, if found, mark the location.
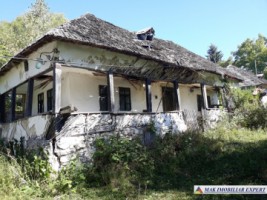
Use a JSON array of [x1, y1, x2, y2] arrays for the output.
[[25, 78, 34, 117], [53, 63, 62, 114], [0, 93, 6, 123], [200, 83, 208, 109], [107, 69, 115, 112], [11, 87, 16, 121], [145, 78, 152, 112], [173, 80, 180, 110]]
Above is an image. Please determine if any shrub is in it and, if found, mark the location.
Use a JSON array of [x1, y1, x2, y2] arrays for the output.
[[90, 136, 154, 196]]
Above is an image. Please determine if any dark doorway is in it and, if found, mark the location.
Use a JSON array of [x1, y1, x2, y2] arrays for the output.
[[162, 87, 176, 112]]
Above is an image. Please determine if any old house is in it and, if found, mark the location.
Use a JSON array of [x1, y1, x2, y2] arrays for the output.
[[0, 14, 240, 169]]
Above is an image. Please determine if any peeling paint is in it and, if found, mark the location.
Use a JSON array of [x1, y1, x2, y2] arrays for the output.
[[1, 115, 53, 141], [53, 112, 188, 167]]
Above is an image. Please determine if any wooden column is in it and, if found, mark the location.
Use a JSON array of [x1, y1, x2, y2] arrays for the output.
[[0, 93, 6, 123], [145, 79, 152, 112], [107, 70, 115, 112], [11, 88, 16, 121], [173, 80, 180, 110], [53, 63, 62, 114], [200, 83, 208, 109], [25, 78, 34, 117], [53, 63, 62, 133]]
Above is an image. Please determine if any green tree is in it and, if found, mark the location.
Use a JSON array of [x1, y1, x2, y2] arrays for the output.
[[0, 0, 67, 67], [219, 56, 233, 68], [263, 67, 267, 79], [0, 45, 11, 67], [206, 44, 224, 63], [233, 34, 267, 74]]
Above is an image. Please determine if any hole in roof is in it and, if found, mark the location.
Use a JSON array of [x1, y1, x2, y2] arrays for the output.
[[136, 27, 155, 41]]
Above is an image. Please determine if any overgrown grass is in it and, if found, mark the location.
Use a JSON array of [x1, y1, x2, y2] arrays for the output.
[[1, 124, 267, 199]]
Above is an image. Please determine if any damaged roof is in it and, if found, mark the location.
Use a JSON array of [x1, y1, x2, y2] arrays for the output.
[[0, 13, 240, 81], [227, 65, 267, 87]]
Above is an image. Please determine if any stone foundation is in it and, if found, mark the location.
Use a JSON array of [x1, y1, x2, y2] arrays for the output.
[[54, 112, 187, 169], [0, 110, 224, 171]]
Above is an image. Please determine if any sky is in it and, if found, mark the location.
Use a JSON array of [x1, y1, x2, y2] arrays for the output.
[[0, 0, 267, 59]]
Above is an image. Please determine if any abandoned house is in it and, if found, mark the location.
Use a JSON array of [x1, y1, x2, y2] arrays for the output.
[[0, 14, 241, 169]]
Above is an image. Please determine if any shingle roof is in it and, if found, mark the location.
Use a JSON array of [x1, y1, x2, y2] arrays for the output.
[[0, 13, 240, 81], [227, 65, 267, 87]]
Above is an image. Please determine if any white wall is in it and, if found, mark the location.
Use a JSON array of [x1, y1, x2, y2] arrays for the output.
[[0, 42, 57, 94], [60, 67, 147, 112], [59, 70, 220, 113], [32, 81, 53, 116], [179, 85, 202, 111]]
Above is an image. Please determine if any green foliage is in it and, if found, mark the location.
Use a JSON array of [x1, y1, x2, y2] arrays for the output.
[[226, 87, 267, 129], [91, 136, 154, 196], [230, 88, 259, 110], [233, 34, 267, 73], [206, 44, 224, 63], [1, 125, 267, 199], [219, 56, 233, 68], [264, 67, 267, 79], [0, 0, 67, 67], [55, 160, 87, 194]]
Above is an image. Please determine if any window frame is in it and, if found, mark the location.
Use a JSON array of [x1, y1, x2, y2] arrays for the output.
[[119, 87, 131, 111], [37, 92, 44, 113], [99, 85, 108, 111], [47, 89, 53, 112]]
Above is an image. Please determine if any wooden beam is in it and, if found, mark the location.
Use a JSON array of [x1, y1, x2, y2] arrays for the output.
[[11, 88, 16, 121], [0, 93, 6, 123], [107, 70, 115, 112], [173, 80, 180, 110], [200, 83, 208, 109], [145, 79, 152, 112], [25, 78, 34, 117]]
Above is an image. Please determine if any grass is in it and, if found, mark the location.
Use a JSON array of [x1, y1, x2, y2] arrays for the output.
[[1, 125, 267, 199]]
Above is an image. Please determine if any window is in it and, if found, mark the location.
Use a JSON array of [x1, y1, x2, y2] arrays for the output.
[[119, 87, 131, 111], [47, 89, 53, 111], [99, 85, 108, 111], [197, 95, 211, 111], [15, 94, 26, 119], [38, 93, 44, 113]]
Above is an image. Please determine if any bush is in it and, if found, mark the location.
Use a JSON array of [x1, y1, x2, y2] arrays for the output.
[[90, 136, 154, 196], [225, 87, 267, 129]]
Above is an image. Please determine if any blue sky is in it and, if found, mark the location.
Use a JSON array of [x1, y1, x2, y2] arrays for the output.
[[0, 0, 267, 59]]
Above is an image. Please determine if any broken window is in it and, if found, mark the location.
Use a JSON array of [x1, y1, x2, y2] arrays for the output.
[[99, 85, 108, 111], [119, 87, 131, 111], [47, 89, 53, 112], [15, 94, 26, 120], [38, 93, 44, 113]]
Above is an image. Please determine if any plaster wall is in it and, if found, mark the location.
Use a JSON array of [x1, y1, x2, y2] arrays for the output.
[[0, 42, 57, 94], [54, 112, 187, 167], [60, 67, 147, 112], [32, 81, 53, 116], [59, 68, 220, 113], [57, 42, 158, 72], [0, 115, 52, 141]]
